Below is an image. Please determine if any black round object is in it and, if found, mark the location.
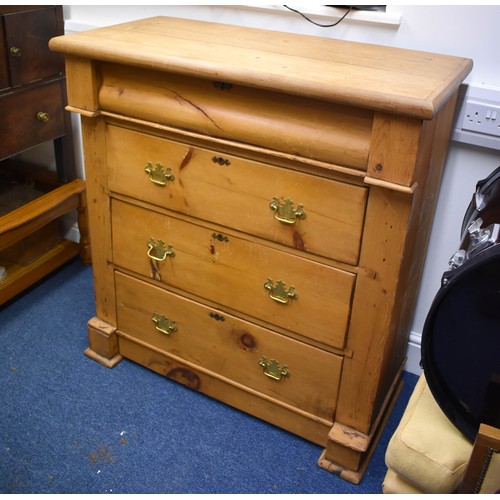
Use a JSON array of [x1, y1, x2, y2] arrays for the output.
[[421, 239, 500, 442]]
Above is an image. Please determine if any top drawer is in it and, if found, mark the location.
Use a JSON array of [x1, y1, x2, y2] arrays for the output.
[[3, 7, 64, 87], [106, 124, 368, 265], [98, 63, 373, 170]]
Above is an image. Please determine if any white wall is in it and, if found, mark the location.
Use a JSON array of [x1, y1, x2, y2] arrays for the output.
[[61, 4, 500, 374]]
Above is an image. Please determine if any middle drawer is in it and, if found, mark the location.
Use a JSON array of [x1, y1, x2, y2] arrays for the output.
[[111, 199, 355, 350], [106, 123, 367, 266]]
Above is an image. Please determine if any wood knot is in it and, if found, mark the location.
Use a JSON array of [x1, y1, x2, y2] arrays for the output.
[[166, 367, 201, 390]]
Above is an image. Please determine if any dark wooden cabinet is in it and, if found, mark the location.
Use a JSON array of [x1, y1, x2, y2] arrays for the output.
[[0, 5, 90, 304]]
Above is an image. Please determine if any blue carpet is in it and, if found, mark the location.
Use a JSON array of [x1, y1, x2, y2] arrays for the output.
[[0, 259, 418, 494]]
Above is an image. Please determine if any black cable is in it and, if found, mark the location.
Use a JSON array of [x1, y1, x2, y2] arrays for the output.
[[283, 5, 352, 27]]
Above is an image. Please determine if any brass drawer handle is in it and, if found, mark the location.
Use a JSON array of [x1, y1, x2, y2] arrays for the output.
[[258, 356, 289, 381], [147, 238, 175, 262], [269, 197, 306, 225], [144, 162, 175, 186], [9, 46, 22, 57], [264, 278, 298, 304], [152, 312, 178, 335], [37, 112, 50, 123]]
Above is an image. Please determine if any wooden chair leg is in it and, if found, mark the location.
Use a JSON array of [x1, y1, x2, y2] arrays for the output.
[[459, 423, 500, 494]]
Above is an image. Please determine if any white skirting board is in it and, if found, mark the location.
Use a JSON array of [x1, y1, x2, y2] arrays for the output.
[[404, 332, 423, 376]]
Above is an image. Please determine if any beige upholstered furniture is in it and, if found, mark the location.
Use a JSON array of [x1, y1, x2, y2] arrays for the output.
[[383, 374, 500, 494], [383, 374, 471, 493], [49, 16, 472, 483]]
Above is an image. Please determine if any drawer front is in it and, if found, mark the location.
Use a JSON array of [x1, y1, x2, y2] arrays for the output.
[[0, 23, 8, 90], [0, 81, 65, 160], [111, 199, 355, 349], [115, 271, 342, 421], [99, 63, 373, 170], [3, 7, 64, 87], [106, 124, 367, 265]]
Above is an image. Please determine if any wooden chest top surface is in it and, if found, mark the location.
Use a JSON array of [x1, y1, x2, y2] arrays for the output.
[[49, 16, 472, 119]]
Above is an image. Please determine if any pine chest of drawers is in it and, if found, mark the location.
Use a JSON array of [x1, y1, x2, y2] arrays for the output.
[[50, 17, 472, 483]]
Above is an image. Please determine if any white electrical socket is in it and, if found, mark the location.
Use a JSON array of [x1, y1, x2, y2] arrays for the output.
[[452, 83, 500, 149], [462, 100, 500, 137]]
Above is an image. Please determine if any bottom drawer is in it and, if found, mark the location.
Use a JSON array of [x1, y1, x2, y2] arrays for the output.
[[115, 271, 343, 423]]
